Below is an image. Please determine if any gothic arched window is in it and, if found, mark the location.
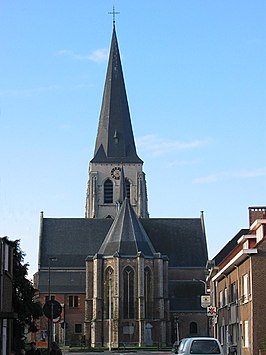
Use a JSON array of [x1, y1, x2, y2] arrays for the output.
[[104, 179, 113, 203], [105, 267, 114, 319], [125, 179, 130, 200], [123, 266, 134, 319], [144, 267, 152, 319], [190, 322, 198, 334]]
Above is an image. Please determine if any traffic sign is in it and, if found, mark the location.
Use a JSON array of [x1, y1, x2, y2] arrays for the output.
[[207, 305, 216, 317], [201, 295, 211, 308], [43, 300, 62, 319]]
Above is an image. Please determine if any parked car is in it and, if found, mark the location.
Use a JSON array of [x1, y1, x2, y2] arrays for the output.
[[175, 337, 224, 355]]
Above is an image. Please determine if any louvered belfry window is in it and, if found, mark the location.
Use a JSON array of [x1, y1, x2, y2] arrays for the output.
[[125, 178, 130, 199], [104, 179, 113, 203]]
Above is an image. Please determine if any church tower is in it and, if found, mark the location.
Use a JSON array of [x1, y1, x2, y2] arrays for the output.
[[85, 26, 149, 219]]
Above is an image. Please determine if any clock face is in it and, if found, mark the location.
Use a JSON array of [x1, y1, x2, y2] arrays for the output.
[[111, 167, 121, 180]]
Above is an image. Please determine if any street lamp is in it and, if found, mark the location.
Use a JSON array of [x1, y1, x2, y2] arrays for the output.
[[48, 256, 57, 352], [193, 278, 209, 294], [193, 278, 211, 336]]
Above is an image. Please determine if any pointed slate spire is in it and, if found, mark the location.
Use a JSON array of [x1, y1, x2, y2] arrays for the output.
[[98, 198, 155, 257], [91, 26, 142, 164]]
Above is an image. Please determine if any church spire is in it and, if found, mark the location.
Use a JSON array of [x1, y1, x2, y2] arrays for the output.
[[91, 26, 142, 163]]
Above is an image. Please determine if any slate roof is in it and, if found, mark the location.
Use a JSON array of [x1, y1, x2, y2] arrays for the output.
[[39, 218, 113, 268], [38, 215, 207, 293], [98, 198, 155, 257], [212, 228, 249, 265], [91, 26, 142, 164], [141, 218, 208, 267]]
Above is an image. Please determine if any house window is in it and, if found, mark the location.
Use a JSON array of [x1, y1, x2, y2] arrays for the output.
[[243, 321, 249, 348], [45, 295, 55, 303], [224, 288, 228, 305], [230, 282, 237, 303], [69, 295, 79, 308], [75, 324, 82, 333], [4, 243, 10, 271], [219, 291, 223, 308], [144, 267, 152, 318], [123, 266, 134, 319], [104, 179, 113, 203], [125, 179, 130, 200], [190, 322, 198, 334], [220, 325, 224, 345], [243, 274, 249, 302]]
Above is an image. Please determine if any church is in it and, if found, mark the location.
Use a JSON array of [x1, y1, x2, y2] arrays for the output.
[[35, 24, 209, 348]]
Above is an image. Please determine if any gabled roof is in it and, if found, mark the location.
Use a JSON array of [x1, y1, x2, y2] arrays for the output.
[[91, 26, 142, 164], [98, 198, 155, 257], [38, 216, 207, 270], [212, 229, 249, 266]]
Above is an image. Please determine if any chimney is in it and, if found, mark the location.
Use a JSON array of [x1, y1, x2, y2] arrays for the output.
[[248, 206, 266, 226]]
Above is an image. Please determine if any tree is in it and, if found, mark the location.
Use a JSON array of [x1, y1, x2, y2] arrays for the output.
[[4, 237, 43, 351]]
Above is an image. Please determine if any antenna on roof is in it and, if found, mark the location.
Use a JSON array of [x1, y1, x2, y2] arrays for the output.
[[108, 5, 120, 26]]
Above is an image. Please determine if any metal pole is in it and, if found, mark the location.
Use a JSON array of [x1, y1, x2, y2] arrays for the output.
[[48, 257, 57, 352], [48, 260, 51, 352], [176, 319, 179, 344]]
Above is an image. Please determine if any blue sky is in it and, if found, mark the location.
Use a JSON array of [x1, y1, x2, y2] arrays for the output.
[[1, 1, 265, 278]]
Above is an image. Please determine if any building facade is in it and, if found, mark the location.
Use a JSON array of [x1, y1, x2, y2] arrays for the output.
[[208, 207, 266, 355], [0, 237, 15, 355], [35, 25, 209, 348]]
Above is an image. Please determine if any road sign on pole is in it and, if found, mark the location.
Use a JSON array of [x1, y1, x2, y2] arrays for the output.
[[43, 300, 62, 319], [201, 295, 211, 308], [207, 306, 217, 317]]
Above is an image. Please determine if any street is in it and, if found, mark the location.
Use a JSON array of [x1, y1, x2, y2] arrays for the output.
[[64, 351, 172, 355]]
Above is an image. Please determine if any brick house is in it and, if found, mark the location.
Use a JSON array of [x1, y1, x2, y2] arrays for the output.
[[208, 207, 266, 355], [0, 237, 16, 355]]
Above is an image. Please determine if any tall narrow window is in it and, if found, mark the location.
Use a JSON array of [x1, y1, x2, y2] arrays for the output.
[[123, 266, 134, 319], [219, 291, 223, 308], [144, 267, 152, 318], [104, 179, 113, 203], [230, 282, 237, 303], [224, 288, 228, 305], [105, 267, 114, 319], [125, 179, 130, 200], [243, 274, 249, 302], [243, 321, 249, 348]]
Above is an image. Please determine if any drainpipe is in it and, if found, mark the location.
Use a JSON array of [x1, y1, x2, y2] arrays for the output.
[[234, 265, 241, 355], [249, 256, 253, 355]]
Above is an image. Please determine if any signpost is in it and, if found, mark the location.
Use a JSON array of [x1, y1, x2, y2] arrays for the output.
[[43, 300, 62, 319], [43, 300, 62, 351], [201, 295, 211, 308], [207, 306, 217, 317]]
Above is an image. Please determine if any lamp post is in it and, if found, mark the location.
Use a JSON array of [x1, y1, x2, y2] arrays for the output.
[[175, 316, 179, 344], [193, 278, 208, 294], [193, 278, 210, 335], [48, 257, 57, 352]]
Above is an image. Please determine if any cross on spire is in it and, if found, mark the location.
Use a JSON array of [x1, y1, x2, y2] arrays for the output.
[[108, 6, 120, 26]]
